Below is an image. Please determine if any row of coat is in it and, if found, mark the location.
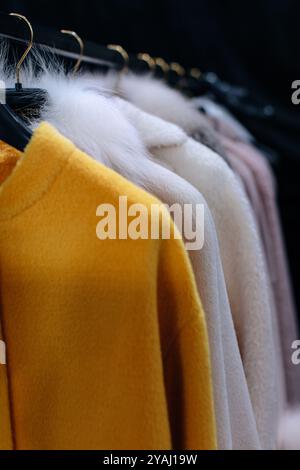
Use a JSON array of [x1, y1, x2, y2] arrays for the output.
[[0, 52, 299, 450]]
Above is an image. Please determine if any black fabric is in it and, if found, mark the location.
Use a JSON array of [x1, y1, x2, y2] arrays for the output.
[[1, 0, 299, 317]]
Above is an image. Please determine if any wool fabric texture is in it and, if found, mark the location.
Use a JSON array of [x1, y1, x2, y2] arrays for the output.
[[0, 123, 216, 450]]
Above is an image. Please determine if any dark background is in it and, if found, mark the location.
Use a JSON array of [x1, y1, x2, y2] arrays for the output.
[[2, 0, 300, 107], [1, 0, 300, 317]]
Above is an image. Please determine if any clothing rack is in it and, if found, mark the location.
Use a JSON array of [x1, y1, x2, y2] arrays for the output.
[[0, 11, 123, 70], [0, 9, 277, 165], [0, 11, 271, 126], [0, 11, 192, 79]]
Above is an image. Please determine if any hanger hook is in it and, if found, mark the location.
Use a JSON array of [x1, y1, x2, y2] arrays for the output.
[[9, 13, 34, 86], [107, 45, 129, 94], [170, 62, 186, 77], [61, 30, 84, 73], [190, 68, 202, 80], [137, 53, 155, 71], [154, 57, 170, 77], [107, 44, 129, 74]]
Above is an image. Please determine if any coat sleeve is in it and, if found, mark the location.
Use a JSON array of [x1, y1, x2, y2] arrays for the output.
[[157, 210, 217, 450]]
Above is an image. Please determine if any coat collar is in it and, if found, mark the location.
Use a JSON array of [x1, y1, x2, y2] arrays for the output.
[[114, 97, 188, 150]]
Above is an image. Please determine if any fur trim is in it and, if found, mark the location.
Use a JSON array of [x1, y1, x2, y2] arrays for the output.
[[0, 50, 190, 186], [114, 97, 187, 149], [69, 70, 205, 134], [74, 71, 228, 158], [193, 96, 253, 142], [32, 72, 190, 193], [0, 47, 226, 157], [119, 73, 206, 134], [35, 75, 154, 188], [66, 72, 188, 147], [1, 50, 151, 189], [119, 73, 228, 158]]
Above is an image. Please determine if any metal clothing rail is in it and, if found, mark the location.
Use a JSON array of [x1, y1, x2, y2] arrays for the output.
[[0, 11, 124, 70]]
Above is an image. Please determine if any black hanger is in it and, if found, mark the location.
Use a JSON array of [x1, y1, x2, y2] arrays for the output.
[[0, 103, 32, 151], [0, 12, 126, 151], [0, 13, 48, 151], [5, 14, 48, 117]]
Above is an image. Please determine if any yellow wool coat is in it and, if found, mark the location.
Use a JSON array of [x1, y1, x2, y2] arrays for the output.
[[0, 123, 216, 450]]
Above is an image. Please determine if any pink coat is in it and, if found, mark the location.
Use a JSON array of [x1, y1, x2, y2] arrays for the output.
[[221, 136, 300, 405]]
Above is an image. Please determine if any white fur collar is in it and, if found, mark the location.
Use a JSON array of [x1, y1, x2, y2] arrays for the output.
[[0, 51, 203, 150], [68, 73, 188, 149], [77, 72, 227, 156], [0, 54, 188, 164], [81, 71, 210, 135], [33, 71, 187, 152], [0, 61, 183, 187], [113, 97, 187, 149], [121, 73, 207, 134]]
